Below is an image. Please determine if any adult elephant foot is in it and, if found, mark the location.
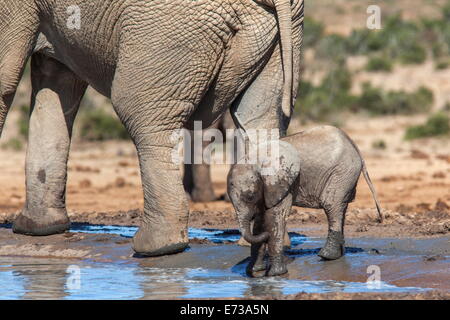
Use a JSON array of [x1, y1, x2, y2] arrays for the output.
[[13, 54, 86, 237], [13, 208, 70, 236], [133, 223, 188, 257], [318, 230, 345, 260], [131, 148, 190, 256]]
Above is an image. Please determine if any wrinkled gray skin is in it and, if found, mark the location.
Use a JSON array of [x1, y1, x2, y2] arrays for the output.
[[228, 126, 383, 277], [0, 0, 304, 256]]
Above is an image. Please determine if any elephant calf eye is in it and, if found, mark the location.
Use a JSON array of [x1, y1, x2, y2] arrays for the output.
[[242, 192, 257, 203]]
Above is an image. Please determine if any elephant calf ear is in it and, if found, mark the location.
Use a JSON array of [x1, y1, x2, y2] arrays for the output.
[[258, 141, 300, 209]]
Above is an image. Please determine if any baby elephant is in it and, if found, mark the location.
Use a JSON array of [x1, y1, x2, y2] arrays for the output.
[[228, 126, 383, 277]]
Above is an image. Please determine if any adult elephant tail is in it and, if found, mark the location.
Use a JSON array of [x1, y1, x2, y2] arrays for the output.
[[255, 0, 293, 118]]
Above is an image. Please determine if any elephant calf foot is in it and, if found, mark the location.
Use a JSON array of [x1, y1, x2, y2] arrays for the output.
[[267, 256, 288, 277], [13, 207, 70, 236], [133, 223, 189, 257], [246, 257, 267, 277], [318, 230, 345, 261]]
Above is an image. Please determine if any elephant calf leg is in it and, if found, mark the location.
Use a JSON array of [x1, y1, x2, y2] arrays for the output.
[[265, 194, 292, 277], [13, 54, 87, 236], [318, 203, 347, 261], [246, 215, 267, 276]]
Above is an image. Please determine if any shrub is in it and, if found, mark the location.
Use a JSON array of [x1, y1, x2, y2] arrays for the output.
[[17, 105, 30, 139], [78, 108, 129, 141], [315, 34, 348, 64], [357, 83, 433, 115], [405, 113, 450, 140], [398, 43, 427, 64], [443, 102, 450, 112], [372, 139, 387, 150], [436, 60, 450, 70], [366, 56, 393, 72], [1, 138, 23, 151], [296, 67, 357, 122], [303, 17, 324, 48]]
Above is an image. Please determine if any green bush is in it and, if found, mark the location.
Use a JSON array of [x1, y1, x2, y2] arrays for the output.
[[443, 102, 450, 112], [316, 13, 433, 68], [405, 113, 450, 140], [78, 108, 129, 141], [366, 56, 393, 72], [315, 34, 348, 64], [296, 67, 357, 122], [2, 138, 23, 151], [398, 43, 427, 64], [17, 105, 30, 139], [372, 139, 387, 150], [303, 17, 324, 48], [435, 59, 450, 70], [357, 83, 433, 116]]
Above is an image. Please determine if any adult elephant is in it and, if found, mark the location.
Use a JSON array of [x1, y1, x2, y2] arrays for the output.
[[0, 0, 304, 256]]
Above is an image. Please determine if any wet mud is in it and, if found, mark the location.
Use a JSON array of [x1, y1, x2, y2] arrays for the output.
[[0, 224, 448, 299]]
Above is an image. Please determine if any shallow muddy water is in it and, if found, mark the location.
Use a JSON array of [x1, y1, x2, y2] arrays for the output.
[[0, 224, 448, 299]]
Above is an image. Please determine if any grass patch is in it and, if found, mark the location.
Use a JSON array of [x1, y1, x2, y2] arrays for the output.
[[405, 113, 450, 140], [372, 139, 387, 150], [366, 56, 393, 72], [17, 105, 30, 139], [296, 66, 434, 122], [295, 66, 357, 122], [303, 17, 324, 48], [78, 108, 129, 141], [356, 83, 433, 116], [1, 138, 23, 151]]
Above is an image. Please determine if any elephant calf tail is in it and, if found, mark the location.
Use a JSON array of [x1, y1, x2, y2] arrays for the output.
[[340, 128, 384, 223], [361, 161, 384, 223]]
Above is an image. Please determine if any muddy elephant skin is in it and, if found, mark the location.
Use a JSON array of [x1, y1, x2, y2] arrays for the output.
[[228, 126, 383, 276]]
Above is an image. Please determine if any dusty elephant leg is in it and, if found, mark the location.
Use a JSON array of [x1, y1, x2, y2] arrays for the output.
[[183, 163, 216, 202], [112, 96, 192, 255], [264, 194, 293, 277], [131, 132, 190, 256], [183, 123, 218, 202], [13, 54, 87, 236], [318, 203, 347, 260], [246, 215, 267, 276]]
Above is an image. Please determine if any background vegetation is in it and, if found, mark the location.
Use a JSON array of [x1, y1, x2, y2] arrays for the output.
[[2, 0, 450, 150]]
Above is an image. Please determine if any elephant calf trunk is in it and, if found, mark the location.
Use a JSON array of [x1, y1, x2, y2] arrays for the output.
[[243, 230, 270, 244], [240, 217, 270, 244]]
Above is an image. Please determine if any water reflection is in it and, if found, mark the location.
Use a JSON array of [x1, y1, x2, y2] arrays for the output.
[[0, 224, 434, 299]]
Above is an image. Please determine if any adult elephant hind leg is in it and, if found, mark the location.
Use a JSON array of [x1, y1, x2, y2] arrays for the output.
[[112, 94, 193, 256], [13, 54, 87, 236], [318, 203, 347, 261], [183, 124, 218, 203]]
